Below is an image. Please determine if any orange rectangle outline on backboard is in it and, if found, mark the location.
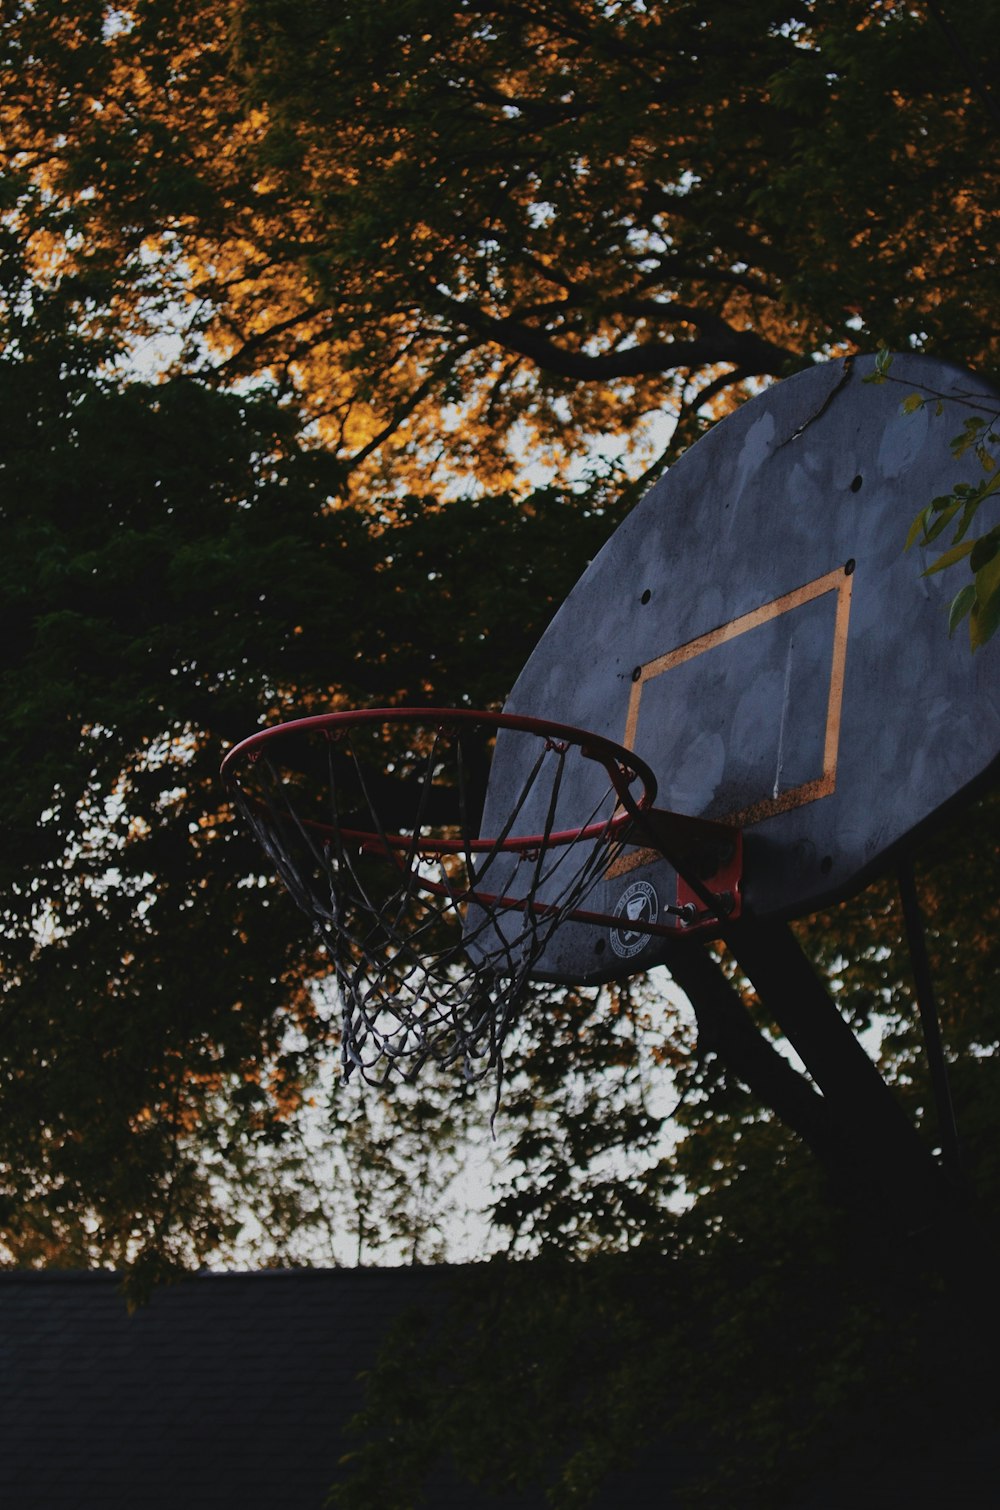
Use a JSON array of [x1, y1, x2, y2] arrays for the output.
[[609, 565, 853, 877]]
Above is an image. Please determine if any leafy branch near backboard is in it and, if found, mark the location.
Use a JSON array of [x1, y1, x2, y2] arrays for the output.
[[867, 348, 1000, 647], [911, 412, 1000, 647]]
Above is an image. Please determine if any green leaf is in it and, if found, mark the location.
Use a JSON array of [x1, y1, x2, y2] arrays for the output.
[[904, 508, 931, 551], [952, 497, 983, 545], [922, 500, 963, 543], [948, 583, 976, 635], [922, 539, 974, 576], [974, 543, 1000, 608], [969, 530, 1000, 572], [865, 348, 894, 384], [901, 393, 924, 414], [978, 468, 1000, 502], [950, 417, 990, 458], [970, 581, 1000, 649]]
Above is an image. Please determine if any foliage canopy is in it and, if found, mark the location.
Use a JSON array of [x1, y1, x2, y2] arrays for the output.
[[3, 0, 997, 492]]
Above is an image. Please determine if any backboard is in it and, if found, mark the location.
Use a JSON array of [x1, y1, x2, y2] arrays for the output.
[[481, 353, 1000, 984]]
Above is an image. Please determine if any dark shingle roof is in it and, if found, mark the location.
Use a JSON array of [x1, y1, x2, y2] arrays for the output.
[[0, 1266, 456, 1510]]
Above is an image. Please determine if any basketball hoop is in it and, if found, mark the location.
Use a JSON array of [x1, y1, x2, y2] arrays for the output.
[[221, 707, 741, 1087]]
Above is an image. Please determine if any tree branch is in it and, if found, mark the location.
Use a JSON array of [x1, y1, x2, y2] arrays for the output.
[[435, 293, 792, 381], [663, 941, 863, 1183]]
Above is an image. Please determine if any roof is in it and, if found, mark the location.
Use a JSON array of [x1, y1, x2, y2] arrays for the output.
[[0, 1266, 454, 1510], [0, 1264, 687, 1509]]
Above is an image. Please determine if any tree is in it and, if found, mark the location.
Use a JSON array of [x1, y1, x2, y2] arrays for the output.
[[1, 0, 998, 1293], [2, 0, 997, 494], [0, 267, 627, 1276]]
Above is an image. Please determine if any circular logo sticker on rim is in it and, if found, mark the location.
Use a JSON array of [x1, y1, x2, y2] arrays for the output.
[[610, 880, 659, 958]]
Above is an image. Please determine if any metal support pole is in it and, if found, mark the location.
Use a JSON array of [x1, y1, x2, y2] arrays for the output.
[[896, 854, 963, 1176]]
